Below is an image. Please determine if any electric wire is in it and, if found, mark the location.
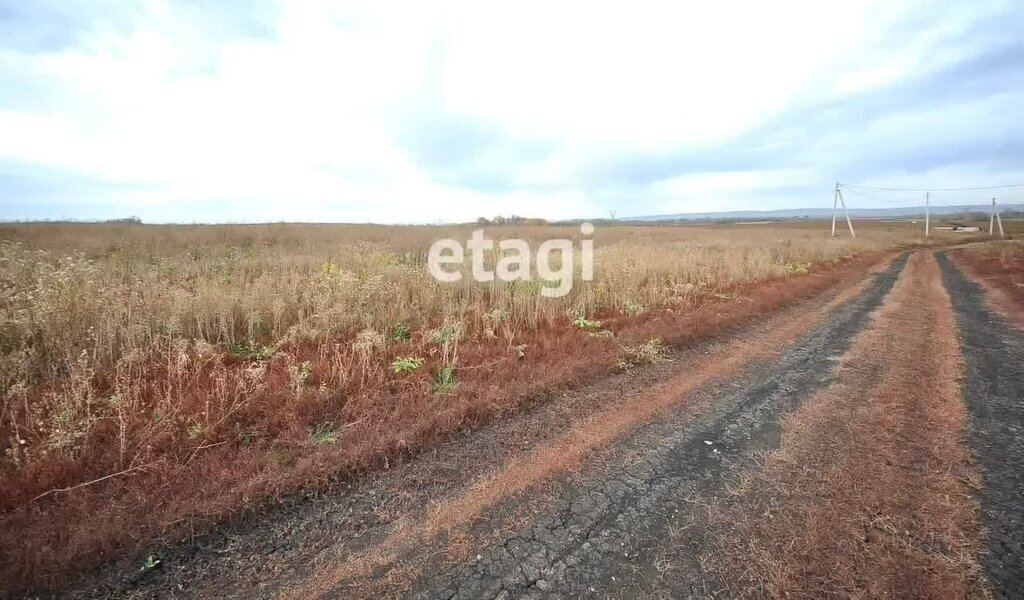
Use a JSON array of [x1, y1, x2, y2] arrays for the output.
[[839, 182, 1024, 192]]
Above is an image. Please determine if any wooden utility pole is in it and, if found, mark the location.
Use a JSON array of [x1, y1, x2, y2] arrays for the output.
[[831, 183, 856, 237], [994, 198, 1005, 239], [838, 186, 856, 238], [990, 198, 996, 236], [925, 192, 930, 237]]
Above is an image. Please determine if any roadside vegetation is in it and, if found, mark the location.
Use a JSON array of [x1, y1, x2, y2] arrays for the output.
[[0, 220, 948, 588]]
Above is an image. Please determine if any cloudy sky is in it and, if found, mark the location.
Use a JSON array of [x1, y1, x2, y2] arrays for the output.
[[2, 0, 1023, 223]]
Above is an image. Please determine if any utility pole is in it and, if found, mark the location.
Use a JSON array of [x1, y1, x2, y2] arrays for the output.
[[837, 184, 856, 238], [925, 192, 930, 237], [990, 198, 996, 236], [994, 198, 1005, 239]]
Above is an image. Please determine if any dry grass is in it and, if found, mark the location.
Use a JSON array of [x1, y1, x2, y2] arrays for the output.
[[709, 252, 984, 598], [0, 221, 924, 383], [0, 220, 936, 590], [289, 264, 884, 598], [950, 240, 1024, 329]]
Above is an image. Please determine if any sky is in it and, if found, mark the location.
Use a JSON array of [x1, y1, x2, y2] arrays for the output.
[[1, 0, 1023, 223]]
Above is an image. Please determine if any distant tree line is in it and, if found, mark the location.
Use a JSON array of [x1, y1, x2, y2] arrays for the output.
[[1, 216, 143, 224], [475, 215, 549, 226]]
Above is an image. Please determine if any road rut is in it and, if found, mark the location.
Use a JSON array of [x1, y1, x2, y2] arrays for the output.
[[938, 252, 1024, 597], [304, 253, 909, 599]]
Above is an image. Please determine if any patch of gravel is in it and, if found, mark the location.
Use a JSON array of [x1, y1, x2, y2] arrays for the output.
[[937, 251, 1024, 599]]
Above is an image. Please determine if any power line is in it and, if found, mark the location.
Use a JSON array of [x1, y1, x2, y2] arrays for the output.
[[842, 186, 1021, 207], [840, 187, 926, 204], [835, 182, 1024, 191]]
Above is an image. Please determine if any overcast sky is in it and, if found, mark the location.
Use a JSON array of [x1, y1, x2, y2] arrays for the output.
[[2, 0, 1023, 223]]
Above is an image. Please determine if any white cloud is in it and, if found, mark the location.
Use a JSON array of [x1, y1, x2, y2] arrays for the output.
[[441, 1, 867, 150], [1, 0, 1022, 222]]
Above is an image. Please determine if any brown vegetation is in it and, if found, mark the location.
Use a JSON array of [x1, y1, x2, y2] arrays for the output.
[[290, 258, 890, 598], [709, 252, 984, 597], [950, 240, 1024, 328], [0, 221, 930, 590]]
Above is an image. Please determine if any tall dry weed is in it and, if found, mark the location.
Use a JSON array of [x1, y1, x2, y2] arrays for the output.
[[0, 222, 937, 489]]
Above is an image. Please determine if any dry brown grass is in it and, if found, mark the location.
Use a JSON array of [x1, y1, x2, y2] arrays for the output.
[[0, 220, 935, 590], [950, 240, 1024, 329], [288, 263, 884, 598], [709, 252, 984, 598], [0, 221, 925, 383]]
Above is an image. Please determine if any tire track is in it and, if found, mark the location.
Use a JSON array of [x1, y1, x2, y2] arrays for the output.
[[393, 254, 911, 599], [702, 251, 983, 598], [937, 251, 1024, 598], [948, 249, 1024, 330]]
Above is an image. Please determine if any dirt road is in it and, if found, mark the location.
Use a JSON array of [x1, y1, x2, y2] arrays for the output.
[[938, 251, 1024, 598], [62, 251, 1023, 599]]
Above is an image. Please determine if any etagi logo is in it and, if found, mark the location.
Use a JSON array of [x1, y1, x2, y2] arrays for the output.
[[427, 223, 595, 298]]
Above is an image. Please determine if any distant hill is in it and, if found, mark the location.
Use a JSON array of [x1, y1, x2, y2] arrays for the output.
[[622, 204, 1024, 223]]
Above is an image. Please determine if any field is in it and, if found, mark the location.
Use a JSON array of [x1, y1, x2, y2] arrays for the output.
[[0, 220, 990, 590]]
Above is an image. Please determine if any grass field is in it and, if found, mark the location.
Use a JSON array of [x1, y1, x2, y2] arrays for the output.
[[0, 219, 983, 587]]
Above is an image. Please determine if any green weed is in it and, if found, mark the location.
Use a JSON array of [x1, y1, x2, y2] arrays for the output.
[[388, 323, 412, 342], [429, 366, 458, 394], [391, 356, 424, 373], [308, 422, 339, 444], [573, 315, 603, 332], [228, 340, 275, 361]]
